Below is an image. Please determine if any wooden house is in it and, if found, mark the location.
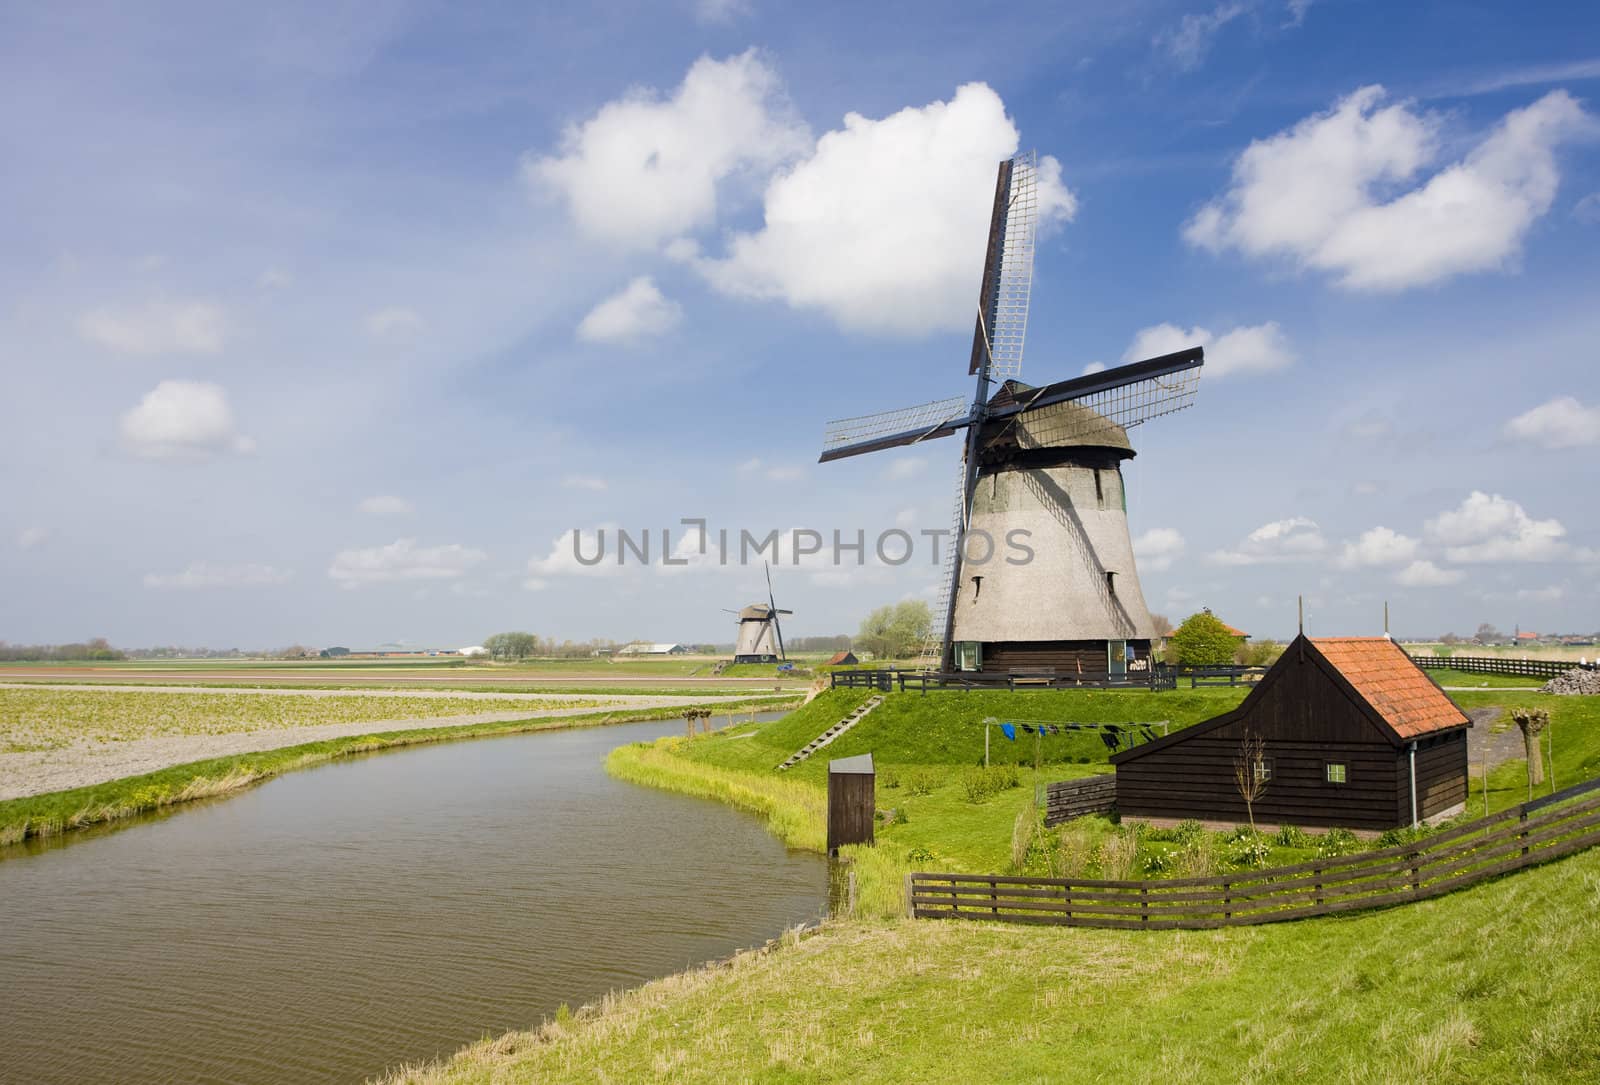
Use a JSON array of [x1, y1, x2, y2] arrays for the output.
[[826, 650, 859, 666], [1111, 635, 1470, 832]]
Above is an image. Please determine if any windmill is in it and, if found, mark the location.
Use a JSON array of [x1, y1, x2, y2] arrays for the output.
[[818, 152, 1204, 677], [729, 562, 792, 664]]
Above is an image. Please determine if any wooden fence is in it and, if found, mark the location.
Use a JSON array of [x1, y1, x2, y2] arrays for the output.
[[909, 776, 1600, 930], [830, 669, 897, 691], [1173, 664, 1268, 688], [893, 669, 1177, 694], [1410, 654, 1587, 680], [1044, 776, 1117, 825]]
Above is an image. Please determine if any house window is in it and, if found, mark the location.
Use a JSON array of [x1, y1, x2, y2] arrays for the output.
[[955, 641, 981, 672], [1325, 762, 1347, 785], [1254, 758, 1274, 784]]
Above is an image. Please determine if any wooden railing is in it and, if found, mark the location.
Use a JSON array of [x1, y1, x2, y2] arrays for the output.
[[829, 669, 897, 691], [1044, 776, 1117, 825], [895, 668, 1177, 694], [1410, 654, 1588, 680], [1173, 664, 1268, 687], [909, 776, 1600, 930]]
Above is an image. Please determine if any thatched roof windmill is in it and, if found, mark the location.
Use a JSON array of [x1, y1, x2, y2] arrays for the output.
[[730, 563, 791, 664], [818, 153, 1205, 677]]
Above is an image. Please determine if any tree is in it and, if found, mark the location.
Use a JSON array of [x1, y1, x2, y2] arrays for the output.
[[1169, 610, 1239, 666], [1510, 708, 1550, 795], [856, 601, 932, 660], [483, 631, 539, 660], [1233, 730, 1270, 841], [1475, 623, 1503, 645], [1149, 613, 1174, 640]]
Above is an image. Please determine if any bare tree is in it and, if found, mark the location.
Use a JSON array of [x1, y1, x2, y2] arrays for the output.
[[1510, 708, 1550, 796], [1233, 730, 1270, 836]]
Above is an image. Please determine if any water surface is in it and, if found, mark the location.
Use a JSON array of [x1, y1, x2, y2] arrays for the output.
[[0, 715, 825, 1084]]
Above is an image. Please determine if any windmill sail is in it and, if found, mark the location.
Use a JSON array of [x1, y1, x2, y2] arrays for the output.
[[969, 151, 1039, 385]]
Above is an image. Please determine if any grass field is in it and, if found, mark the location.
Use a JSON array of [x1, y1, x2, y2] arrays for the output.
[[1421, 668, 1546, 689], [0, 688, 612, 752], [386, 843, 1600, 1084]]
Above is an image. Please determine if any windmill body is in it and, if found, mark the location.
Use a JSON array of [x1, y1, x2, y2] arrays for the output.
[[733, 605, 784, 662], [818, 153, 1202, 677]]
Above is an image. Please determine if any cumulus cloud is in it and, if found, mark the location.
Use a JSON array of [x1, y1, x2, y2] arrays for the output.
[[1123, 321, 1293, 378], [328, 539, 486, 588], [1185, 87, 1595, 290], [1577, 192, 1600, 224], [1336, 526, 1420, 568], [119, 380, 254, 462], [357, 495, 415, 516], [79, 300, 226, 355], [1154, 2, 1247, 71], [1210, 516, 1326, 565], [1516, 584, 1564, 602], [1082, 361, 1107, 375], [1133, 527, 1186, 572], [144, 562, 294, 589], [527, 526, 626, 580], [528, 50, 807, 249], [1504, 396, 1600, 449], [1425, 491, 1566, 562], [1394, 560, 1464, 587], [365, 306, 422, 339], [576, 277, 683, 344], [695, 82, 1076, 335]]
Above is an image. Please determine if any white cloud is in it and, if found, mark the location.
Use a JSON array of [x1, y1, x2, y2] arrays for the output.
[[576, 277, 683, 344], [79, 300, 226, 355], [119, 380, 254, 462], [1393, 560, 1464, 587], [527, 526, 626, 580], [357, 495, 415, 516], [1336, 526, 1420, 568], [1210, 516, 1326, 565], [1082, 361, 1107, 375], [1504, 396, 1600, 449], [366, 306, 423, 339], [1516, 584, 1564, 602], [1123, 321, 1293, 378], [881, 456, 926, 482], [258, 268, 293, 290], [1284, 0, 1315, 28], [562, 476, 609, 491], [1185, 87, 1595, 290], [528, 50, 807, 249], [144, 562, 294, 589], [695, 0, 750, 22], [16, 526, 50, 550], [1577, 192, 1600, 225], [1133, 527, 1186, 572], [328, 539, 486, 588], [1154, 2, 1247, 71], [1425, 491, 1566, 562], [696, 82, 1076, 335]]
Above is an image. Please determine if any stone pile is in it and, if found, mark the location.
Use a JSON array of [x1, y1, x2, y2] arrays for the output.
[[1539, 668, 1600, 696]]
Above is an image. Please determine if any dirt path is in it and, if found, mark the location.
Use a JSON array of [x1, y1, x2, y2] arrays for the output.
[[1465, 706, 1525, 768], [0, 695, 776, 801]]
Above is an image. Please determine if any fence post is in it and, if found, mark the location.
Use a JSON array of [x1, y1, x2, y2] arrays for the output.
[[989, 878, 999, 918], [1223, 880, 1231, 921], [903, 873, 914, 919], [1140, 885, 1149, 924], [1313, 862, 1323, 907], [848, 870, 857, 916], [1520, 807, 1530, 858], [1410, 848, 1422, 896]]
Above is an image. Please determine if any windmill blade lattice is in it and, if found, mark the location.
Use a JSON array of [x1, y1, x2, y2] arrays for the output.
[[1008, 366, 1202, 450], [974, 150, 1041, 385], [820, 395, 969, 461]]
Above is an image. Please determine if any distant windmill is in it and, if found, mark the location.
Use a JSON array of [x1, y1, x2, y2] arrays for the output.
[[818, 152, 1204, 677], [729, 562, 792, 664]]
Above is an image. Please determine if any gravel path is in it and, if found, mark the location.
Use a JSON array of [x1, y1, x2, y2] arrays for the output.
[[0, 694, 774, 801]]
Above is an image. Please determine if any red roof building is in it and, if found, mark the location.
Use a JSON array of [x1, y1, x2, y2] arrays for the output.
[[1112, 634, 1470, 831]]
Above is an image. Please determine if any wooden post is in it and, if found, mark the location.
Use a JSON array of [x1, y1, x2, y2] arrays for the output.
[[904, 873, 915, 918], [1140, 885, 1149, 924], [1313, 862, 1323, 907], [847, 870, 857, 917], [1223, 880, 1231, 921], [1520, 807, 1530, 858]]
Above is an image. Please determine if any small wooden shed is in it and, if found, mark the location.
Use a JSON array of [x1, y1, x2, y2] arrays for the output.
[[827, 753, 875, 854], [1112, 635, 1470, 831], [827, 650, 859, 666]]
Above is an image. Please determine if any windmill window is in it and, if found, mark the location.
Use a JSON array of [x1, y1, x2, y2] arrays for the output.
[[955, 642, 981, 672], [1094, 469, 1105, 508], [1105, 571, 1116, 596]]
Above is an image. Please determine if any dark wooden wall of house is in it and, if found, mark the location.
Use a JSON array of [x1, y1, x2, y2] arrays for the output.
[[1399, 729, 1469, 823], [1116, 651, 1448, 831], [980, 640, 1152, 678], [827, 770, 875, 854]]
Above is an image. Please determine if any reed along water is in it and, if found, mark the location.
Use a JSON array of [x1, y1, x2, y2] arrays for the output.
[[0, 715, 826, 1084]]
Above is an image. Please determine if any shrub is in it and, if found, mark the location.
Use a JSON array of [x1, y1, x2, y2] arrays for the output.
[[906, 845, 937, 864], [1170, 610, 1241, 666], [961, 765, 1020, 804], [1228, 834, 1271, 869], [1144, 849, 1173, 875], [1377, 825, 1431, 849], [1274, 824, 1312, 849], [1094, 830, 1139, 880], [1316, 827, 1361, 858], [905, 769, 937, 797], [879, 766, 901, 790], [1173, 819, 1207, 845]]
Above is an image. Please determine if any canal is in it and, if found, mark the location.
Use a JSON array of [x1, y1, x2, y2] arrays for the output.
[[0, 714, 827, 1084]]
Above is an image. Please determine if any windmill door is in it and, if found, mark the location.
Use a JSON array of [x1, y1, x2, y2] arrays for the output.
[[1107, 640, 1127, 679]]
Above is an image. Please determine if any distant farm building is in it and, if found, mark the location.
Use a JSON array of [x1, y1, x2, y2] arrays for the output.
[[459, 645, 490, 659], [617, 642, 688, 656], [826, 650, 859, 666], [1112, 635, 1470, 832]]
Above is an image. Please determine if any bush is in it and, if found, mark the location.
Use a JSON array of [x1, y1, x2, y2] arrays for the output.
[[1274, 824, 1312, 849], [879, 766, 901, 790], [1228, 834, 1271, 869], [1170, 610, 1241, 667], [1144, 849, 1173, 874], [1316, 827, 1360, 858], [906, 845, 937, 864], [1377, 825, 1431, 849], [905, 769, 937, 797], [961, 764, 1020, 804], [1173, 819, 1207, 845]]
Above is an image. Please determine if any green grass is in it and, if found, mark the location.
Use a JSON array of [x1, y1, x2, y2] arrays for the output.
[[1455, 692, 1600, 815], [1423, 668, 1546, 689], [386, 844, 1600, 1084], [0, 697, 798, 847]]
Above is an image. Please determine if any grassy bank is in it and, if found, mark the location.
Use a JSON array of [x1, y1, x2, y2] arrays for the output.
[[386, 844, 1600, 1084], [0, 698, 797, 847]]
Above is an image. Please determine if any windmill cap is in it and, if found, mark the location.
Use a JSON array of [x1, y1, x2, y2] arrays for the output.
[[986, 381, 1134, 454]]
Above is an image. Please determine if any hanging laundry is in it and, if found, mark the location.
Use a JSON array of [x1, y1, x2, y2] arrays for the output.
[[1021, 724, 1035, 734], [1001, 722, 1016, 741]]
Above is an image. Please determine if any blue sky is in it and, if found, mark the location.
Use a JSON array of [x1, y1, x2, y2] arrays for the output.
[[3, 0, 1598, 649]]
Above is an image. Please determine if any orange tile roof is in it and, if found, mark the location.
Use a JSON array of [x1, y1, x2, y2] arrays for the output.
[[1310, 637, 1468, 740]]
